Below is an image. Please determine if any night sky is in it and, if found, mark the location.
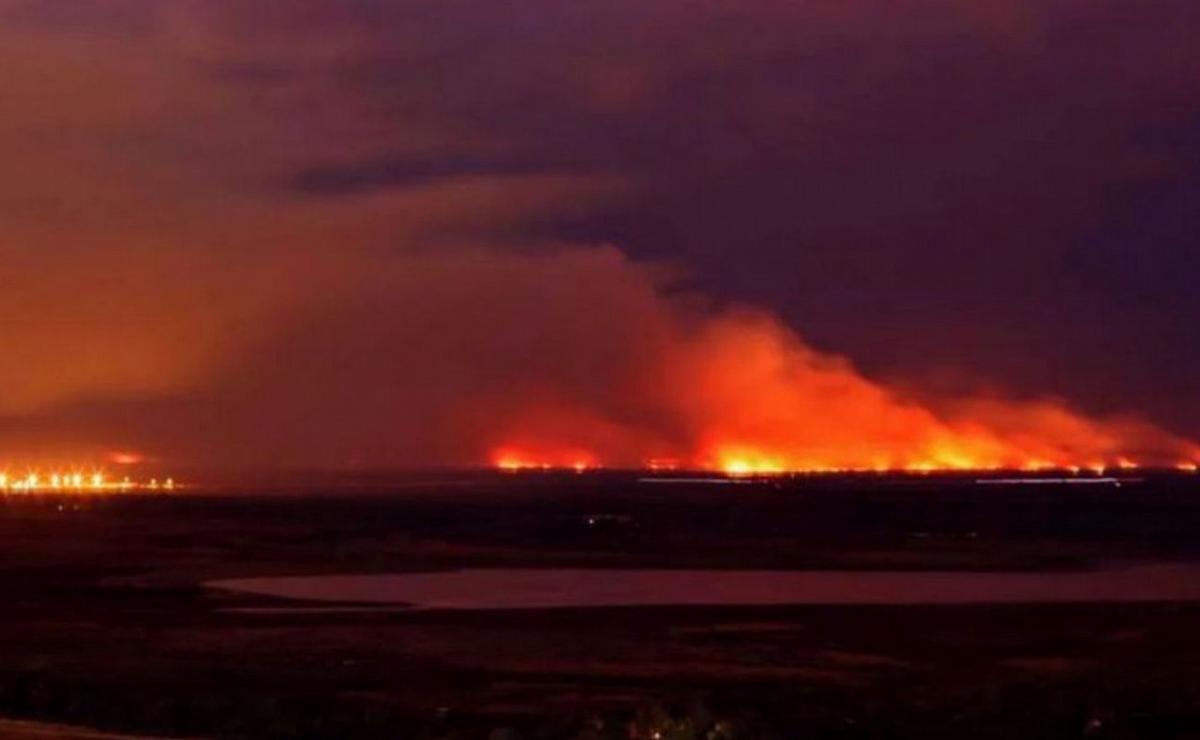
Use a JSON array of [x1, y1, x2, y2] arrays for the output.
[[1, 0, 1198, 470]]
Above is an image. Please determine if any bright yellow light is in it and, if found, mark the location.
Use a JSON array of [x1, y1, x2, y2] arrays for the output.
[[720, 456, 785, 477], [496, 457, 526, 472], [0, 465, 177, 494], [723, 459, 751, 475]]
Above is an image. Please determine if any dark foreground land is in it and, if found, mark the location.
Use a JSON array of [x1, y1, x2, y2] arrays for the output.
[[2, 471, 1200, 739]]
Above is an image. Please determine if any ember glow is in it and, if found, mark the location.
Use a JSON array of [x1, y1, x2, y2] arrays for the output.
[[0, 468, 175, 494], [493, 449, 597, 474]]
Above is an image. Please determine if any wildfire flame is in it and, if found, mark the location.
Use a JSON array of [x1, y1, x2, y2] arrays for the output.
[[494, 449, 596, 474], [486, 312, 1200, 476]]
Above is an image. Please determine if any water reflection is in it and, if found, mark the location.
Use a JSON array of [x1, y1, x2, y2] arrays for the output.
[[210, 563, 1200, 611]]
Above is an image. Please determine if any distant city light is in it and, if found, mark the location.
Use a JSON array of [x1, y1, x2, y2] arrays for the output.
[[0, 467, 176, 494]]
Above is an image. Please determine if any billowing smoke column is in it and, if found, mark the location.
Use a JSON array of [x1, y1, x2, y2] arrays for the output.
[[468, 251, 1199, 474]]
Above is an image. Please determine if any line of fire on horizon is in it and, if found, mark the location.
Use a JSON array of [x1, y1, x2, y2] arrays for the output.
[[0, 469, 175, 494], [493, 451, 1200, 477]]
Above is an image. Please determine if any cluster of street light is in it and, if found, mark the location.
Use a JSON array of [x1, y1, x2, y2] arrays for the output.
[[0, 470, 174, 494]]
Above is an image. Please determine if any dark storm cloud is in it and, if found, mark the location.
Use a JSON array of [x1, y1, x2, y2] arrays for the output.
[[1073, 117, 1200, 310], [291, 155, 552, 195], [221, 0, 1200, 432]]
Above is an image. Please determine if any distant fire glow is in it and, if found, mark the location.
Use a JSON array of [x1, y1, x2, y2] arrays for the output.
[[489, 455, 1200, 477], [494, 449, 596, 474], [0, 468, 175, 493], [489, 454, 1198, 477], [486, 314, 1200, 476]]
